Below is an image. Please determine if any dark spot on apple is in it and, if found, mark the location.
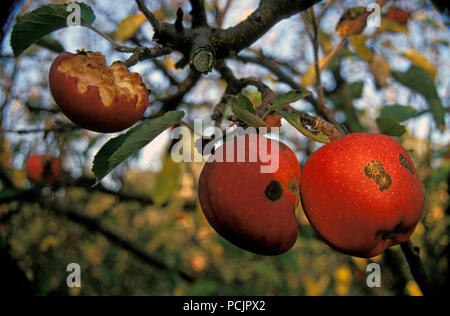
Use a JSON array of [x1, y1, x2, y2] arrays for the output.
[[364, 160, 392, 192], [288, 177, 299, 195], [279, 143, 287, 151], [265, 180, 283, 201], [376, 218, 404, 240], [399, 153, 414, 175]]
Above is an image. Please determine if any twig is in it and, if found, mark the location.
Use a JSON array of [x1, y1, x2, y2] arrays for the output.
[[319, 37, 346, 73], [82, 23, 136, 53], [400, 241, 435, 296], [189, 0, 208, 28], [135, 0, 161, 32], [309, 8, 345, 137], [125, 46, 172, 67], [317, 0, 336, 21], [217, 0, 233, 27], [2, 125, 79, 134]]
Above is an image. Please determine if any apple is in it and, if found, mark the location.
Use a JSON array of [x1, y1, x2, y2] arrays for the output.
[[300, 133, 424, 258], [49, 51, 149, 133]]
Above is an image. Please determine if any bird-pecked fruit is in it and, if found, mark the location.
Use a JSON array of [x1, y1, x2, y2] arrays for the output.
[[49, 51, 149, 133]]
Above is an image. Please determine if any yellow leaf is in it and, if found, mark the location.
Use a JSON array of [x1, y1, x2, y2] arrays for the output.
[[334, 266, 352, 283], [349, 35, 374, 62], [377, 17, 409, 34], [403, 50, 437, 79], [406, 280, 423, 296], [151, 154, 181, 206], [369, 55, 391, 87], [39, 236, 59, 252], [115, 13, 147, 42], [301, 58, 327, 87], [12, 168, 27, 188], [352, 257, 368, 271], [335, 283, 350, 296], [303, 275, 330, 296]]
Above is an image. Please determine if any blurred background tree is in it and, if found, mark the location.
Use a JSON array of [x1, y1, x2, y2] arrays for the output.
[[0, 0, 448, 296]]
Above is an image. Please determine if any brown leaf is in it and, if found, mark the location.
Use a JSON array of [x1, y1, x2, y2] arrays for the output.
[[336, 7, 370, 37]]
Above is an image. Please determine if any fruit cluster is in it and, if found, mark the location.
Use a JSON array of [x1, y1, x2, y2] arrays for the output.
[[198, 133, 424, 258]]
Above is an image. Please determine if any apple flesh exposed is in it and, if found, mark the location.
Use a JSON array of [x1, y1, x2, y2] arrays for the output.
[[49, 51, 149, 133]]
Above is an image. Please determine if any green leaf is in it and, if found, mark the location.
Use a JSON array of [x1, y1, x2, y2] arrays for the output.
[[392, 66, 446, 130], [11, 2, 95, 57], [237, 94, 256, 114], [35, 35, 65, 54], [231, 96, 267, 128], [250, 262, 281, 286], [349, 81, 364, 99], [276, 109, 330, 143], [92, 111, 185, 185], [188, 280, 219, 296], [376, 117, 406, 136], [0, 187, 26, 203], [150, 155, 181, 206], [380, 105, 421, 122], [268, 89, 312, 111]]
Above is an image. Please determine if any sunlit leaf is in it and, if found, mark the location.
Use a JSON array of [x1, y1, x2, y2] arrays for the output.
[[349, 35, 374, 61], [301, 58, 326, 87], [402, 50, 437, 79], [369, 55, 391, 88], [151, 154, 181, 207], [377, 16, 409, 34], [115, 13, 147, 42]]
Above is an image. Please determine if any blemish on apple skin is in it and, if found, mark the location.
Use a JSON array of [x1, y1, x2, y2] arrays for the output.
[[363, 160, 392, 192], [265, 180, 283, 201], [399, 153, 414, 175]]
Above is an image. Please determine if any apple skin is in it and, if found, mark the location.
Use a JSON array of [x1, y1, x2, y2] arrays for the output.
[[300, 133, 424, 258], [198, 134, 301, 256], [386, 8, 409, 25], [26, 154, 62, 184], [49, 51, 149, 133]]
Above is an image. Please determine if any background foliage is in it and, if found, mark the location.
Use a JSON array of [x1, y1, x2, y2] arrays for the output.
[[0, 0, 448, 296]]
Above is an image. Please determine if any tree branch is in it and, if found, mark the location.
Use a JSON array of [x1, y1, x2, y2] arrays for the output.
[[48, 199, 195, 283], [400, 241, 435, 296], [135, 0, 161, 32], [190, 0, 208, 28], [213, 0, 322, 58]]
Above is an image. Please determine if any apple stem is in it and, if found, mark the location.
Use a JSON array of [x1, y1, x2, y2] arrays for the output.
[[400, 240, 435, 296]]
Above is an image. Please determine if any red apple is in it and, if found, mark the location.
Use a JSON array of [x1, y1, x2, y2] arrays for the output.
[[26, 154, 62, 184], [198, 134, 301, 255], [49, 51, 149, 133], [300, 133, 424, 258], [386, 8, 409, 25]]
